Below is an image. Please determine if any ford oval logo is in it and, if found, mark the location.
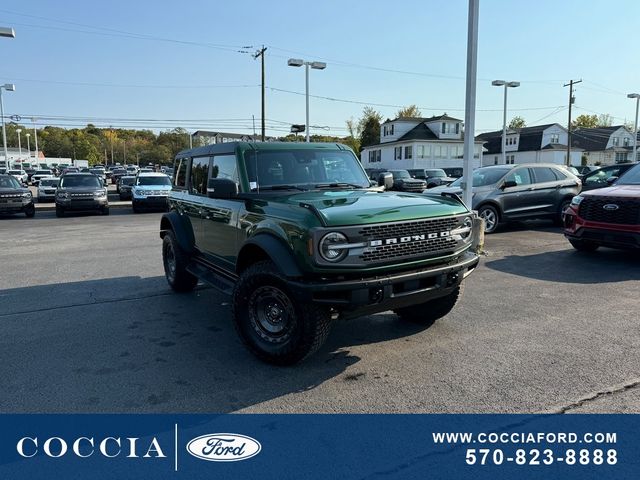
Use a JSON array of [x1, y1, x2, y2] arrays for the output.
[[602, 204, 619, 211], [186, 433, 261, 462]]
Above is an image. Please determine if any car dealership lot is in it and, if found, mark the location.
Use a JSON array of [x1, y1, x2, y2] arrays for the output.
[[0, 211, 638, 414]]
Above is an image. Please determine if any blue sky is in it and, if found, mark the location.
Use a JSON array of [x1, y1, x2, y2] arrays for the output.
[[1, 0, 639, 137]]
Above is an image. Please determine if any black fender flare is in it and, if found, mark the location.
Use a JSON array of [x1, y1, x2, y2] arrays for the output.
[[239, 234, 303, 278], [159, 211, 195, 254]]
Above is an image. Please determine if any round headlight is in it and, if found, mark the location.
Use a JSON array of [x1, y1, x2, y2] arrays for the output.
[[22, 191, 32, 198], [319, 232, 348, 262]]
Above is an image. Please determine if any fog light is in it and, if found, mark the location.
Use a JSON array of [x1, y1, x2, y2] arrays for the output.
[[446, 273, 459, 287], [370, 288, 384, 303]]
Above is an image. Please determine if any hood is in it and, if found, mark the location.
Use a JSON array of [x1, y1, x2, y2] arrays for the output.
[[272, 190, 469, 226], [0, 187, 27, 195], [583, 184, 640, 198]]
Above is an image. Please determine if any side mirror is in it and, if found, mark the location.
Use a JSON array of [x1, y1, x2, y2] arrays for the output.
[[606, 176, 618, 185], [378, 172, 394, 190], [207, 178, 239, 199], [501, 180, 517, 189]]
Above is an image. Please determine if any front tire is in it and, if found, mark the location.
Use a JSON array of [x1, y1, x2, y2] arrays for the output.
[[24, 205, 35, 218], [395, 285, 463, 328], [101, 206, 110, 216], [478, 205, 500, 234], [569, 239, 599, 252], [55, 206, 65, 218], [162, 231, 198, 292], [554, 199, 572, 226], [232, 260, 332, 365]]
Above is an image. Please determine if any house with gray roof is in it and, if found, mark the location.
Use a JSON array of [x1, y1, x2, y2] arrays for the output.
[[360, 114, 483, 170], [571, 125, 637, 165], [475, 123, 583, 166]]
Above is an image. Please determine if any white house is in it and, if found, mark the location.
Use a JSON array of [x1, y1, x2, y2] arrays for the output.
[[571, 126, 638, 165], [360, 114, 483, 170], [476, 123, 583, 166]]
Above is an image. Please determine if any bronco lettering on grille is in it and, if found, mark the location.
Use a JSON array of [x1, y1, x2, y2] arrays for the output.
[[370, 232, 450, 247]]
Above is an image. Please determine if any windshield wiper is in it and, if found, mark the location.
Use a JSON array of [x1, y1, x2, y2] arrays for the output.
[[314, 182, 363, 189], [258, 185, 309, 191]]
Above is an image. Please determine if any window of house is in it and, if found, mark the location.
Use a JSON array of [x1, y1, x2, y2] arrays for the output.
[[404, 146, 412, 159], [441, 123, 446, 134], [189, 156, 210, 195], [376, 150, 381, 162], [624, 137, 630, 147], [390, 124, 394, 135], [394, 146, 402, 160], [454, 146, 464, 158], [613, 137, 619, 146], [494, 156, 498, 165], [455, 123, 460, 134], [474, 146, 480, 159], [383, 126, 387, 136], [615, 152, 628, 163], [550, 134, 559, 144], [174, 157, 188, 188]]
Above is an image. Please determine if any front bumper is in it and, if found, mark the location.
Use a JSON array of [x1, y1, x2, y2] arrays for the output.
[[563, 207, 640, 249], [0, 200, 33, 213], [288, 250, 479, 318], [133, 196, 169, 209], [56, 197, 108, 211]]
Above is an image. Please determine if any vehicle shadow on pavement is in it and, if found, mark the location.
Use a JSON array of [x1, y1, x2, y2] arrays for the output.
[[484, 248, 640, 284], [0, 276, 425, 414]]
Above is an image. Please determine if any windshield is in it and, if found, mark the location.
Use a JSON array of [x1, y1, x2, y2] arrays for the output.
[[245, 150, 370, 190], [121, 177, 136, 185], [0, 175, 21, 188], [60, 175, 102, 188], [9, 170, 22, 175], [616, 164, 640, 185], [426, 169, 446, 178], [39, 179, 60, 187], [35, 170, 51, 175], [390, 170, 411, 180], [136, 176, 171, 186], [89, 169, 104, 174], [449, 168, 511, 188]]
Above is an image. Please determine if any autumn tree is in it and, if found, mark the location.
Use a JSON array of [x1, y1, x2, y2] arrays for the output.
[[358, 107, 383, 150], [396, 104, 422, 118], [508, 116, 526, 129], [572, 114, 613, 129]]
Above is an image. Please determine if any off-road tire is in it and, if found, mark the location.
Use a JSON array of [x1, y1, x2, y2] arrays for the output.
[[395, 284, 464, 328], [162, 231, 198, 292], [232, 260, 332, 365], [569, 239, 599, 252]]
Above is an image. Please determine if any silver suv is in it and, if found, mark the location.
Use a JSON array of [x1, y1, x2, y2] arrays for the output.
[[431, 164, 582, 233]]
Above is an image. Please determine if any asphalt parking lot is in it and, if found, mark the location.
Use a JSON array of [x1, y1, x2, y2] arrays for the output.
[[1, 210, 638, 414]]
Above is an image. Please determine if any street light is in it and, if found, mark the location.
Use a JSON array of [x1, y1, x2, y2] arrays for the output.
[[0, 27, 16, 38], [628, 93, 640, 163], [16, 128, 22, 157], [32, 118, 39, 164], [287, 58, 327, 142], [25, 132, 31, 158], [491, 80, 520, 164], [0, 83, 16, 166]]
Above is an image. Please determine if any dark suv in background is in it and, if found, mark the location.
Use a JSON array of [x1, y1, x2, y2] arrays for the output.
[[55, 173, 109, 217], [0, 174, 35, 218], [430, 164, 582, 233], [408, 168, 456, 188]]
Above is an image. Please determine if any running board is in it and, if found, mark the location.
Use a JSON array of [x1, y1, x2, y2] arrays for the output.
[[186, 261, 235, 296]]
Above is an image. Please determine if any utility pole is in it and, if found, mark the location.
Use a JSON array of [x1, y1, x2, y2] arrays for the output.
[[564, 79, 582, 166], [253, 46, 267, 142], [462, 0, 479, 209]]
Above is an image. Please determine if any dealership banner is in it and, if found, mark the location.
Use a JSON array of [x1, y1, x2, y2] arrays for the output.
[[0, 414, 637, 479]]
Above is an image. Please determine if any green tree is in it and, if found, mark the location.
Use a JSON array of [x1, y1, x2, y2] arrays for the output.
[[396, 104, 422, 118], [571, 114, 612, 129], [508, 116, 526, 130], [358, 107, 383, 151]]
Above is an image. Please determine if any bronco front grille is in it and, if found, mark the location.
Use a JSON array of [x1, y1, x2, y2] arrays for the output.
[[358, 217, 460, 262], [579, 197, 640, 225]]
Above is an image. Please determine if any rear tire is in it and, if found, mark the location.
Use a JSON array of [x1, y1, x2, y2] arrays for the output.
[[478, 205, 500, 234], [569, 239, 599, 252], [162, 231, 198, 292], [232, 260, 332, 365], [395, 285, 463, 328]]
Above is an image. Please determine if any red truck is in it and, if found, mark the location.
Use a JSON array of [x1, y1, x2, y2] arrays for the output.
[[563, 163, 640, 251]]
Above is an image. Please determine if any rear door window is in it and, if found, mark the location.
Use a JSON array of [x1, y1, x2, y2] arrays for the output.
[[532, 167, 558, 183], [505, 168, 532, 186], [174, 157, 188, 189]]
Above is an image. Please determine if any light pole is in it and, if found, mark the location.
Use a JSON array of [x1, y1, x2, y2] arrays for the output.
[[0, 27, 16, 38], [491, 80, 520, 164], [32, 118, 39, 163], [0, 83, 16, 166], [25, 133, 30, 158], [16, 128, 22, 157], [628, 93, 640, 163], [287, 58, 327, 142]]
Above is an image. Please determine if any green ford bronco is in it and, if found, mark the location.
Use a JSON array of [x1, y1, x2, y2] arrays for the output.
[[160, 142, 479, 364]]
